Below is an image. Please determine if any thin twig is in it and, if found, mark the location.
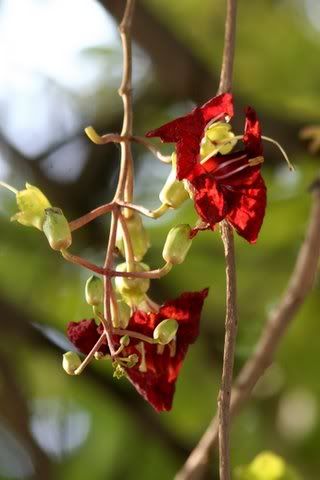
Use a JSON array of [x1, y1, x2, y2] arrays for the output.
[[102, 0, 135, 357], [85, 128, 171, 163], [175, 181, 320, 480], [216, 0, 238, 478], [69, 203, 114, 231], [218, 221, 238, 480], [218, 0, 237, 94]]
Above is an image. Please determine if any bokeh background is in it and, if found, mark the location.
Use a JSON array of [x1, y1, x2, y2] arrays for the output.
[[0, 0, 320, 478]]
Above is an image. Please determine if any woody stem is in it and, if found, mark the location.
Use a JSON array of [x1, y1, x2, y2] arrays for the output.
[[102, 0, 135, 358], [217, 0, 238, 479]]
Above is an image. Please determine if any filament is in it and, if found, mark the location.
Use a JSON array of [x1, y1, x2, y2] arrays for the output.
[[261, 135, 294, 171]]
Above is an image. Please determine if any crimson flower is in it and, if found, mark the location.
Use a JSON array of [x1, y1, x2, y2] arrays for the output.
[[146, 93, 267, 243], [67, 289, 208, 412]]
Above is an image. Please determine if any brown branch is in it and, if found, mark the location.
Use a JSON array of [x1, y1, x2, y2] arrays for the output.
[[218, 221, 238, 480], [100, 0, 135, 357], [175, 180, 320, 480], [218, 0, 237, 94], [216, 1, 238, 479]]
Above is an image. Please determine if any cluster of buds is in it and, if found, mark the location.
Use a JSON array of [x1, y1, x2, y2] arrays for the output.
[[0, 173, 206, 411]]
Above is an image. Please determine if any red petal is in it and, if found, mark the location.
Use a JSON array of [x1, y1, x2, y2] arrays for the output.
[[191, 175, 227, 227], [176, 137, 201, 180], [200, 93, 234, 122], [67, 319, 108, 355], [146, 108, 204, 143], [126, 289, 208, 411], [159, 289, 209, 343], [226, 173, 267, 243], [243, 107, 263, 157]]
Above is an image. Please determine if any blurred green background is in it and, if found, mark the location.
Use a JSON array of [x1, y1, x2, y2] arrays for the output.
[[0, 0, 319, 478]]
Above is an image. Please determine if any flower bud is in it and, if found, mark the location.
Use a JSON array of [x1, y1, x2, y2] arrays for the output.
[[43, 207, 72, 251], [153, 319, 178, 345], [111, 299, 131, 328], [159, 154, 189, 208], [85, 275, 103, 306], [200, 122, 237, 159], [120, 335, 130, 347], [9, 183, 51, 230], [127, 353, 139, 368], [116, 213, 150, 261], [62, 351, 81, 375], [115, 262, 150, 306], [162, 224, 192, 265]]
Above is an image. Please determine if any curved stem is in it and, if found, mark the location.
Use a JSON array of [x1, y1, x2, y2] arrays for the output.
[[69, 203, 114, 231], [112, 328, 157, 345], [117, 200, 170, 218], [85, 128, 171, 163], [74, 334, 106, 375]]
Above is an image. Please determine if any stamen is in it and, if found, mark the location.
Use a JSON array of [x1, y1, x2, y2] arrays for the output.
[[248, 156, 264, 166], [169, 340, 176, 357], [136, 342, 147, 372], [157, 344, 165, 355], [261, 135, 294, 171], [215, 158, 263, 181], [0, 181, 18, 194], [212, 153, 247, 172]]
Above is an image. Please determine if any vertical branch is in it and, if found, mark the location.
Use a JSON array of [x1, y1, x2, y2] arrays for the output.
[[218, 0, 237, 94], [115, 0, 135, 203], [217, 1, 238, 479], [103, 0, 135, 354], [218, 221, 238, 480]]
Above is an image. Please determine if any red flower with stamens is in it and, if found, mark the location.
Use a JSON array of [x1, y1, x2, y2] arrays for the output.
[[146, 94, 266, 243], [67, 288, 208, 412]]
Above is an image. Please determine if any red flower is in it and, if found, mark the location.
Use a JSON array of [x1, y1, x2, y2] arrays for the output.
[[146, 94, 266, 243], [67, 289, 208, 412], [147, 93, 234, 180]]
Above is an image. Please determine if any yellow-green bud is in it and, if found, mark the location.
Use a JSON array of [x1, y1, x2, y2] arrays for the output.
[[235, 451, 301, 480], [85, 275, 103, 306], [111, 299, 131, 328], [116, 213, 150, 261], [10, 183, 52, 230], [115, 262, 150, 306], [43, 207, 72, 251], [120, 335, 130, 347], [127, 353, 139, 368], [153, 319, 178, 345], [62, 351, 81, 375], [200, 122, 237, 160], [162, 224, 192, 265], [159, 153, 189, 208]]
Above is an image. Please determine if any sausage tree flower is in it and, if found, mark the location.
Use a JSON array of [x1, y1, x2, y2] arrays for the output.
[[67, 288, 208, 412], [146, 93, 268, 243]]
